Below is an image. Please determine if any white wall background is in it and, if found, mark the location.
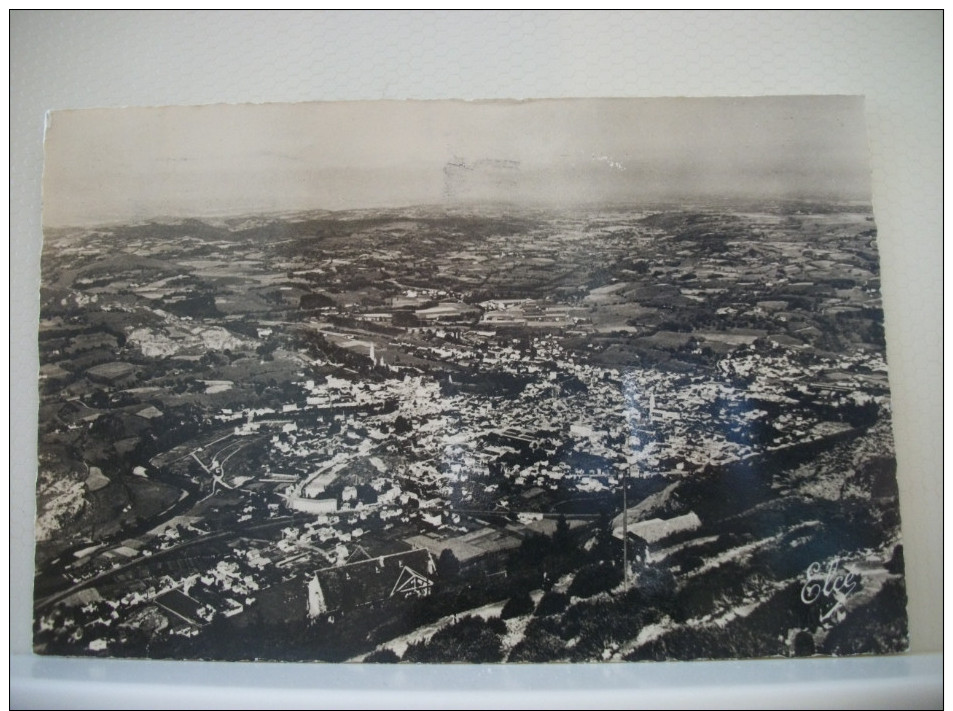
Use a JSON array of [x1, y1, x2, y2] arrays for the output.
[[11, 10, 942, 707]]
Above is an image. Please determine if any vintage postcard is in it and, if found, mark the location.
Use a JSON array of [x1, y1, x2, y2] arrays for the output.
[[34, 97, 907, 661]]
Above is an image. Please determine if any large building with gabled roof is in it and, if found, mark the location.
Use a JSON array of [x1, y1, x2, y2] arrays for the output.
[[306, 545, 435, 618]]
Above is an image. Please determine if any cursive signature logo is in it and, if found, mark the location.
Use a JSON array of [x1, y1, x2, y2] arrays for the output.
[[801, 557, 859, 623]]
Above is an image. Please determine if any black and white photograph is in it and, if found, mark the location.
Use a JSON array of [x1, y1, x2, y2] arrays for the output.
[[33, 96, 908, 663]]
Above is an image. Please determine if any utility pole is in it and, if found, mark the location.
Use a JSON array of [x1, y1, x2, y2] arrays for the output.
[[622, 465, 628, 591]]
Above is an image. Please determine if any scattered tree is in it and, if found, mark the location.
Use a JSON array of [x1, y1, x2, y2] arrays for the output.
[[436, 548, 460, 582], [364, 648, 400, 663], [501, 590, 535, 619]]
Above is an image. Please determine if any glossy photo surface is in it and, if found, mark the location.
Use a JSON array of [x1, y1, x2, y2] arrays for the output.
[[34, 97, 907, 662]]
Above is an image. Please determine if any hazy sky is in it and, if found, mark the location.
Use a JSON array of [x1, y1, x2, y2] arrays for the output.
[[43, 96, 871, 226]]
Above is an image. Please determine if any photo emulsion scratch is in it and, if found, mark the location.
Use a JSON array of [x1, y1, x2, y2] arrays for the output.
[[34, 97, 908, 662]]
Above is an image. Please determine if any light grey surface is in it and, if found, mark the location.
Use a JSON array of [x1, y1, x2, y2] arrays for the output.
[[9, 653, 944, 710], [43, 96, 874, 225], [11, 10, 942, 708]]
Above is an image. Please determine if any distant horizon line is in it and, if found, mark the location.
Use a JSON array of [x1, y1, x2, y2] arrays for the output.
[[42, 194, 874, 231]]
